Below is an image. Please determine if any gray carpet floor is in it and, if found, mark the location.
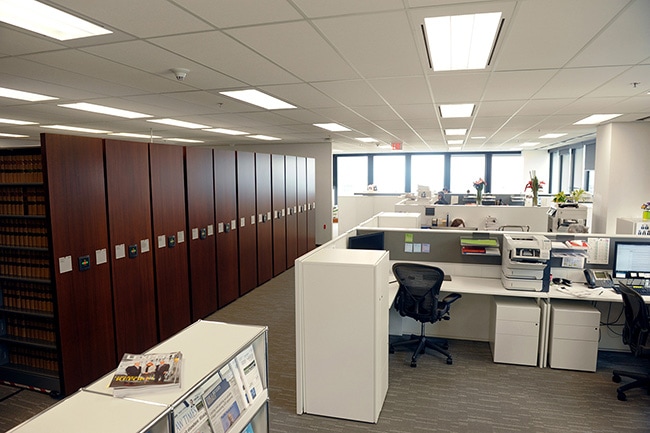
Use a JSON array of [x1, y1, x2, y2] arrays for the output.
[[2, 267, 649, 432]]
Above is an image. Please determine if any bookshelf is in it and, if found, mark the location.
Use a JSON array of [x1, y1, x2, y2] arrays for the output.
[[0, 148, 59, 393]]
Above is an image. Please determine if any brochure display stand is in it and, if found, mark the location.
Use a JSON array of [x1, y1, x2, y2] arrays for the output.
[[8, 320, 269, 433]]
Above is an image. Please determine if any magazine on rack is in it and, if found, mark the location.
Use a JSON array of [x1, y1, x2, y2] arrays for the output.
[[233, 345, 263, 405], [202, 376, 245, 433], [108, 351, 183, 397]]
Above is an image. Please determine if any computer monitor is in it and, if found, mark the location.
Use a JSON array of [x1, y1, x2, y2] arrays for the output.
[[613, 241, 650, 279], [347, 231, 385, 250]]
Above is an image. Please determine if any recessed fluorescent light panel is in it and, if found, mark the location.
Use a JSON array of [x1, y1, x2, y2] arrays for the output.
[[445, 128, 467, 136], [219, 89, 296, 110], [448, 146, 462, 151], [108, 133, 161, 139], [440, 104, 475, 118], [539, 133, 567, 139], [0, 0, 112, 40], [313, 123, 351, 132], [59, 103, 152, 119], [203, 128, 249, 136], [424, 12, 502, 71], [248, 135, 281, 141], [0, 87, 57, 101], [41, 125, 110, 134], [573, 114, 622, 125], [519, 142, 539, 147], [447, 139, 464, 145], [0, 133, 29, 138], [166, 138, 204, 143], [355, 137, 378, 143], [0, 118, 37, 125], [147, 118, 210, 129]]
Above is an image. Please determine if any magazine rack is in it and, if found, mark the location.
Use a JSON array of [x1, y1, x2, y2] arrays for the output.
[[8, 320, 269, 433]]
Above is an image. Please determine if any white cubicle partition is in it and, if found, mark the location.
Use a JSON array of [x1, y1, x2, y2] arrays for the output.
[[295, 248, 389, 423], [394, 200, 550, 231], [337, 194, 403, 233]]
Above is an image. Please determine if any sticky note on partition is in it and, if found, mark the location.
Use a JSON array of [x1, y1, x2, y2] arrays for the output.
[[405, 233, 414, 243]]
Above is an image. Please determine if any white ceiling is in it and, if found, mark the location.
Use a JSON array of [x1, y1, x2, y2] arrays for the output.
[[0, 0, 648, 153]]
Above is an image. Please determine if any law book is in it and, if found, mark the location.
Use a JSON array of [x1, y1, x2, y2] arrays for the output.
[[108, 351, 183, 397]]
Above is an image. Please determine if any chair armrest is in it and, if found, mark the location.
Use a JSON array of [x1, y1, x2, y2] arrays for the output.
[[441, 293, 462, 304]]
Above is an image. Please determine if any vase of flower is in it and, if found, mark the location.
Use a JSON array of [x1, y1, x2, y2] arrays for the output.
[[525, 171, 545, 207], [643, 202, 650, 219], [473, 178, 487, 205]]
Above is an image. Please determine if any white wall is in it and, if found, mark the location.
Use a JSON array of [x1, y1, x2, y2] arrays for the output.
[[593, 122, 650, 234], [521, 150, 550, 188], [224, 142, 333, 245]]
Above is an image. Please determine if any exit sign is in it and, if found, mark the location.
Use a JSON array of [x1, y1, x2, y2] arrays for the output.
[[391, 142, 402, 150]]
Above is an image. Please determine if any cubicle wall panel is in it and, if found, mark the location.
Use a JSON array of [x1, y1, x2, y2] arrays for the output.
[[184, 147, 218, 320], [285, 155, 298, 266], [296, 157, 308, 257], [255, 153, 273, 285], [236, 151, 258, 295], [214, 150, 239, 307], [271, 154, 287, 275], [41, 133, 116, 395], [148, 143, 191, 340], [104, 139, 158, 356], [306, 157, 316, 250]]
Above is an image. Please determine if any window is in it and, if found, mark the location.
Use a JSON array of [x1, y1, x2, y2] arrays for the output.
[[336, 156, 368, 197], [410, 154, 445, 192], [491, 154, 523, 193], [372, 155, 405, 193], [449, 155, 485, 193]]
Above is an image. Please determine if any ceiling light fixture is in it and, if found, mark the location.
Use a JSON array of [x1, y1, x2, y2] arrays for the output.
[[220, 89, 296, 110], [539, 133, 567, 139], [440, 104, 475, 118], [248, 135, 281, 141], [424, 12, 502, 71], [60, 102, 152, 119], [41, 125, 110, 134], [519, 142, 539, 147], [0, 0, 112, 40], [573, 114, 622, 125], [203, 128, 249, 136], [447, 139, 464, 145], [0, 132, 29, 138], [108, 132, 161, 139], [166, 138, 204, 143], [147, 118, 210, 129], [448, 146, 462, 151], [0, 86, 57, 101], [314, 123, 351, 132], [445, 128, 467, 136], [355, 137, 378, 143], [0, 117, 37, 125]]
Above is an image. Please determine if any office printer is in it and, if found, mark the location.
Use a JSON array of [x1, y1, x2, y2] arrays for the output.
[[501, 234, 551, 291]]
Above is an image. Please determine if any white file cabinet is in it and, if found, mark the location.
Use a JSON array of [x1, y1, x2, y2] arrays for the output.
[[548, 301, 600, 372], [490, 297, 541, 366]]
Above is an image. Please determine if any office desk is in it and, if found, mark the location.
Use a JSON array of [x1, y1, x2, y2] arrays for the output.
[[389, 266, 650, 366]]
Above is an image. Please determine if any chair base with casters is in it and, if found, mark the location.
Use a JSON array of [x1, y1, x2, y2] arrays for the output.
[[612, 369, 650, 401], [390, 322, 453, 367]]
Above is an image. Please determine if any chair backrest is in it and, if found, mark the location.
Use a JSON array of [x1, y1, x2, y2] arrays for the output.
[[392, 263, 444, 324], [618, 283, 650, 357]]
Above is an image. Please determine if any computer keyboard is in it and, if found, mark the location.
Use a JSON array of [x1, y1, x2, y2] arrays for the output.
[[633, 286, 650, 296]]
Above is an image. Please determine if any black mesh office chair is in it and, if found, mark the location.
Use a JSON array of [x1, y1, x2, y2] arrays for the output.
[[390, 263, 461, 367], [612, 283, 650, 401]]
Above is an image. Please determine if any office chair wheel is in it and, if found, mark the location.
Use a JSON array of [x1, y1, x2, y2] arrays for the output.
[[612, 373, 622, 383], [410, 361, 417, 368], [617, 391, 627, 401]]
